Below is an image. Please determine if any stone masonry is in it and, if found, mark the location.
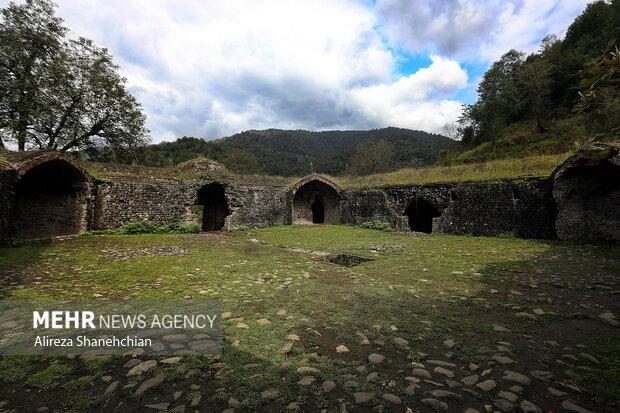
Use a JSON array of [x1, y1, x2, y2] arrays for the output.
[[0, 146, 618, 244]]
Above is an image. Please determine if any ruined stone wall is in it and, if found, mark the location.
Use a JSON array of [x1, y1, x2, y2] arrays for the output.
[[92, 178, 289, 230], [93, 179, 194, 229], [0, 169, 16, 245], [341, 178, 555, 238], [553, 145, 619, 243], [226, 184, 289, 228]]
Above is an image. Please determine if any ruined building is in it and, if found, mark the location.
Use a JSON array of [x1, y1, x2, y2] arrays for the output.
[[0, 144, 618, 245]]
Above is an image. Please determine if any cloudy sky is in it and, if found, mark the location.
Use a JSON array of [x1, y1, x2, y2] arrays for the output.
[[4, 0, 591, 141]]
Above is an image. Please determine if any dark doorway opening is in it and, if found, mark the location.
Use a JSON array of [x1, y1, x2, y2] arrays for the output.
[[405, 198, 440, 233], [292, 179, 340, 224], [197, 183, 229, 231], [15, 159, 88, 240], [311, 196, 325, 223]]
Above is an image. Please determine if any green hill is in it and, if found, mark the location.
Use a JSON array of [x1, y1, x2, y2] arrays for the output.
[[87, 127, 457, 176]]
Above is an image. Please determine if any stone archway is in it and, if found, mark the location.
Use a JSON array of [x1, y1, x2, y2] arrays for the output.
[[197, 182, 229, 231], [405, 198, 440, 233], [14, 158, 89, 240], [292, 176, 340, 224]]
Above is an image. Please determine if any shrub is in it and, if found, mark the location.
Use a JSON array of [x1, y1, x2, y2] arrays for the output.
[[226, 225, 252, 232], [168, 223, 201, 234], [359, 221, 392, 231], [120, 221, 201, 235], [121, 221, 160, 234]]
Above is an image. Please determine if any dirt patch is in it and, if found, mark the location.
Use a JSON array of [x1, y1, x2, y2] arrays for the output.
[[326, 254, 374, 267]]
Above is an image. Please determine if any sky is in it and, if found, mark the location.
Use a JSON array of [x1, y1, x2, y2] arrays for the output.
[[3, 0, 592, 142]]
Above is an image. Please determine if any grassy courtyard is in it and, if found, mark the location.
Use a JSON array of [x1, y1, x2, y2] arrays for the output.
[[0, 226, 619, 412]]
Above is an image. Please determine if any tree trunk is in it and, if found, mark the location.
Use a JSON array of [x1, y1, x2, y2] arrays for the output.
[[17, 130, 26, 151]]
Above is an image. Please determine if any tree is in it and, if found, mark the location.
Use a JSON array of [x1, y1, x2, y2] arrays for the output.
[[223, 149, 262, 174], [576, 41, 620, 137], [0, 0, 149, 151], [519, 55, 552, 132], [0, 0, 65, 150], [347, 139, 393, 175], [441, 122, 461, 140], [461, 50, 525, 146]]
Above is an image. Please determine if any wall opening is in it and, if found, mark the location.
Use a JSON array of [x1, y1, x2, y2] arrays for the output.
[[311, 195, 325, 223], [293, 179, 340, 224], [405, 198, 440, 233], [197, 183, 229, 231], [15, 159, 88, 240]]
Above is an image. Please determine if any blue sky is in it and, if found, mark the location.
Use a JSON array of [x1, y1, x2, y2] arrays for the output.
[[2, 0, 592, 141]]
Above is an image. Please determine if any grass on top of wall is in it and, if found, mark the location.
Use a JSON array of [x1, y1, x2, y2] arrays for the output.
[[333, 152, 571, 189]]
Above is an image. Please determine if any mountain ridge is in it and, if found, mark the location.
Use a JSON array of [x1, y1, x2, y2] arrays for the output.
[[88, 127, 457, 176]]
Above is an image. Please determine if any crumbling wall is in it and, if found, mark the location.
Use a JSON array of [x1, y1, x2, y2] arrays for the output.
[[93, 178, 197, 229], [93, 178, 289, 230], [341, 178, 555, 238], [553, 145, 619, 243], [226, 185, 289, 228], [0, 168, 17, 245]]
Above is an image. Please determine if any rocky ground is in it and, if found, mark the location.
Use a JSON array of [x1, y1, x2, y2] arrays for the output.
[[0, 226, 618, 412]]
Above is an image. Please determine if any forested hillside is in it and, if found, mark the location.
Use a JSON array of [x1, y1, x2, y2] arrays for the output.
[[451, 0, 619, 164], [87, 127, 456, 176]]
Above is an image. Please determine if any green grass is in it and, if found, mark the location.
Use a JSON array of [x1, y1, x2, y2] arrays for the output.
[[0, 226, 618, 411], [333, 153, 570, 188], [26, 363, 72, 390]]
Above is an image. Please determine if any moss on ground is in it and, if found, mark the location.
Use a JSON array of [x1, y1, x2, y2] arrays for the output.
[[0, 226, 618, 411]]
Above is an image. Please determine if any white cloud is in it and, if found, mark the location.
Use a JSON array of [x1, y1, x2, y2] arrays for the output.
[[374, 0, 590, 61], [350, 55, 467, 131], [49, 0, 401, 140], [0, 0, 589, 141]]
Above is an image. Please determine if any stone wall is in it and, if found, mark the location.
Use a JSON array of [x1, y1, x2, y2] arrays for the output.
[[0, 168, 16, 245], [2, 149, 618, 245], [92, 178, 289, 230], [341, 178, 555, 238], [93, 178, 196, 229], [226, 184, 289, 228], [553, 144, 619, 243]]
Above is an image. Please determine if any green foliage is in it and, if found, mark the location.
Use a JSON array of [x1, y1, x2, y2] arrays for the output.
[[222, 148, 262, 174], [459, 0, 619, 151], [336, 153, 569, 188], [87, 127, 457, 176], [0, 0, 148, 151], [26, 363, 71, 390], [84, 221, 202, 235], [121, 221, 201, 235], [576, 41, 620, 137], [226, 225, 252, 232], [359, 221, 392, 231], [347, 139, 393, 175]]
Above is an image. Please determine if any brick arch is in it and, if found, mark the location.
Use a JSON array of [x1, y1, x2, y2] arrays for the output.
[[291, 175, 341, 224], [13, 153, 91, 240]]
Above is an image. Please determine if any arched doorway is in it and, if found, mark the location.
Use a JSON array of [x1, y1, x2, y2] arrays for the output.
[[292, 178, 340, 224], [197, 183, 229, 231], [14, 159, 89, 240], [405, 198, 440, 233]]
